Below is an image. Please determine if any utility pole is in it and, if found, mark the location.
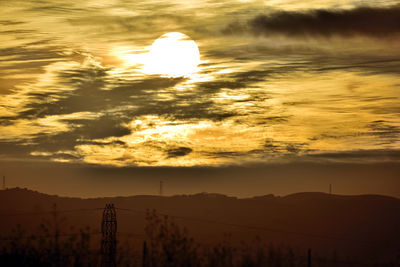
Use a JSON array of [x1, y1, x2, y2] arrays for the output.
[[52, 203, 60, 265], [329, 184, 332, 194], [101, 204, 117, 267], [159, 181, 163, 196], [142, 241, 149, 267], [2, 176, 5, 190]]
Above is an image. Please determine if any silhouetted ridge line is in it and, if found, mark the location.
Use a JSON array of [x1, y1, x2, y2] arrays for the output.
[[2, 187, 399, 201]]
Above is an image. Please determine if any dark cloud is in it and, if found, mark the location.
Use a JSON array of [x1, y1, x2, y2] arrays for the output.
[[204, 151, 249, 159], [26, 3, 85, 13], [367, 120, 400, 139], [308, 149, 400, 162], [309, 56, 400, 75], [71, 115, 131, 139], [310, 120, 400, 143], [286, 144, 302, 154], [0, 41, 82, 94], [82, 140, 126, 146], [0, 44, 69, 90], [0, 20, 25, 26], [201, 140, 310, 161], [166, 147, 193, 158], [1, 66, 185, 122], [263, 140, 310, 156], [227, 5, 400, 39], [0, 59, 249, 160]]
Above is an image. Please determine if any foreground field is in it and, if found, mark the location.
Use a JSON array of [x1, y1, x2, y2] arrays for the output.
[[0, 188, 399, 266]]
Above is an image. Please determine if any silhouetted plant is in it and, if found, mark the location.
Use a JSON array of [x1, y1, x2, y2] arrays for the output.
[[143, 210, 308, 267], [0, 223, 98, 267], [145, 209, 200, 267], [1, 209, 398, 267]]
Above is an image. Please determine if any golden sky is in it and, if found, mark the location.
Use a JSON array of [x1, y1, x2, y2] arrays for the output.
[[0, 0, 400, 170]]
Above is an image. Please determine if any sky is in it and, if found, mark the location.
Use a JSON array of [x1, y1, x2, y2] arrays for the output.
[[0, 0, 399, 197]]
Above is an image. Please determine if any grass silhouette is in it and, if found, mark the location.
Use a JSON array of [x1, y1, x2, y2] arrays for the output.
[[0, 209, 398, 266]]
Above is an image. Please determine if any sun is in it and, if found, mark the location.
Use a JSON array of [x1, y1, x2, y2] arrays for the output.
[[142, 32, 201, 77]]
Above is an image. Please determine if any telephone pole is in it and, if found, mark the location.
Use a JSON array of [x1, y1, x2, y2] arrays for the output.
[[52, 203, 60, 265], [101, 204, 117, 267], [142, 241, 149, 267]]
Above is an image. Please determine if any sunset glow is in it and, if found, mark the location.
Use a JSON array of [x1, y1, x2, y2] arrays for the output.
[[0, 0, 399, 196], [1, 2, 400, 264]]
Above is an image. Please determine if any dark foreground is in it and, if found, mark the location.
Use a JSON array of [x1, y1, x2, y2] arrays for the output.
[[0, 188, 399, 266]]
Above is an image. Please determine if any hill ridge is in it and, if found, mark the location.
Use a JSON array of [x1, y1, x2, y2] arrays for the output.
[[2, 187, 399, 202]]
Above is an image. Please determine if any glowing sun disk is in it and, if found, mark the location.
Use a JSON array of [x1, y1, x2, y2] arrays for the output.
[[143, 32, 200, 77]]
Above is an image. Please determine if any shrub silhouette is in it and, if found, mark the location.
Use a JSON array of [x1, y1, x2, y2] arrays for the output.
[[0, 224, 97, 267], [144, 209, 200, 267], [0, 209, 398, 266], [143, 211, 306, 267]]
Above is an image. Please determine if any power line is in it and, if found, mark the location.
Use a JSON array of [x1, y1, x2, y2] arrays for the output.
[[115, 207, 382, 248], [0, 205, 396, 265], [116, 207, 146, 213], [0, 231, 146, 241], [0, 206, 390, 248], [118, 232, 146, 238], [0, 231, 102, 241], [0, 208, 103, 216]]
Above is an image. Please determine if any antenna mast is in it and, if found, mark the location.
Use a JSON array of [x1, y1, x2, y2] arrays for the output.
[[101, 204, 117, 267]]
